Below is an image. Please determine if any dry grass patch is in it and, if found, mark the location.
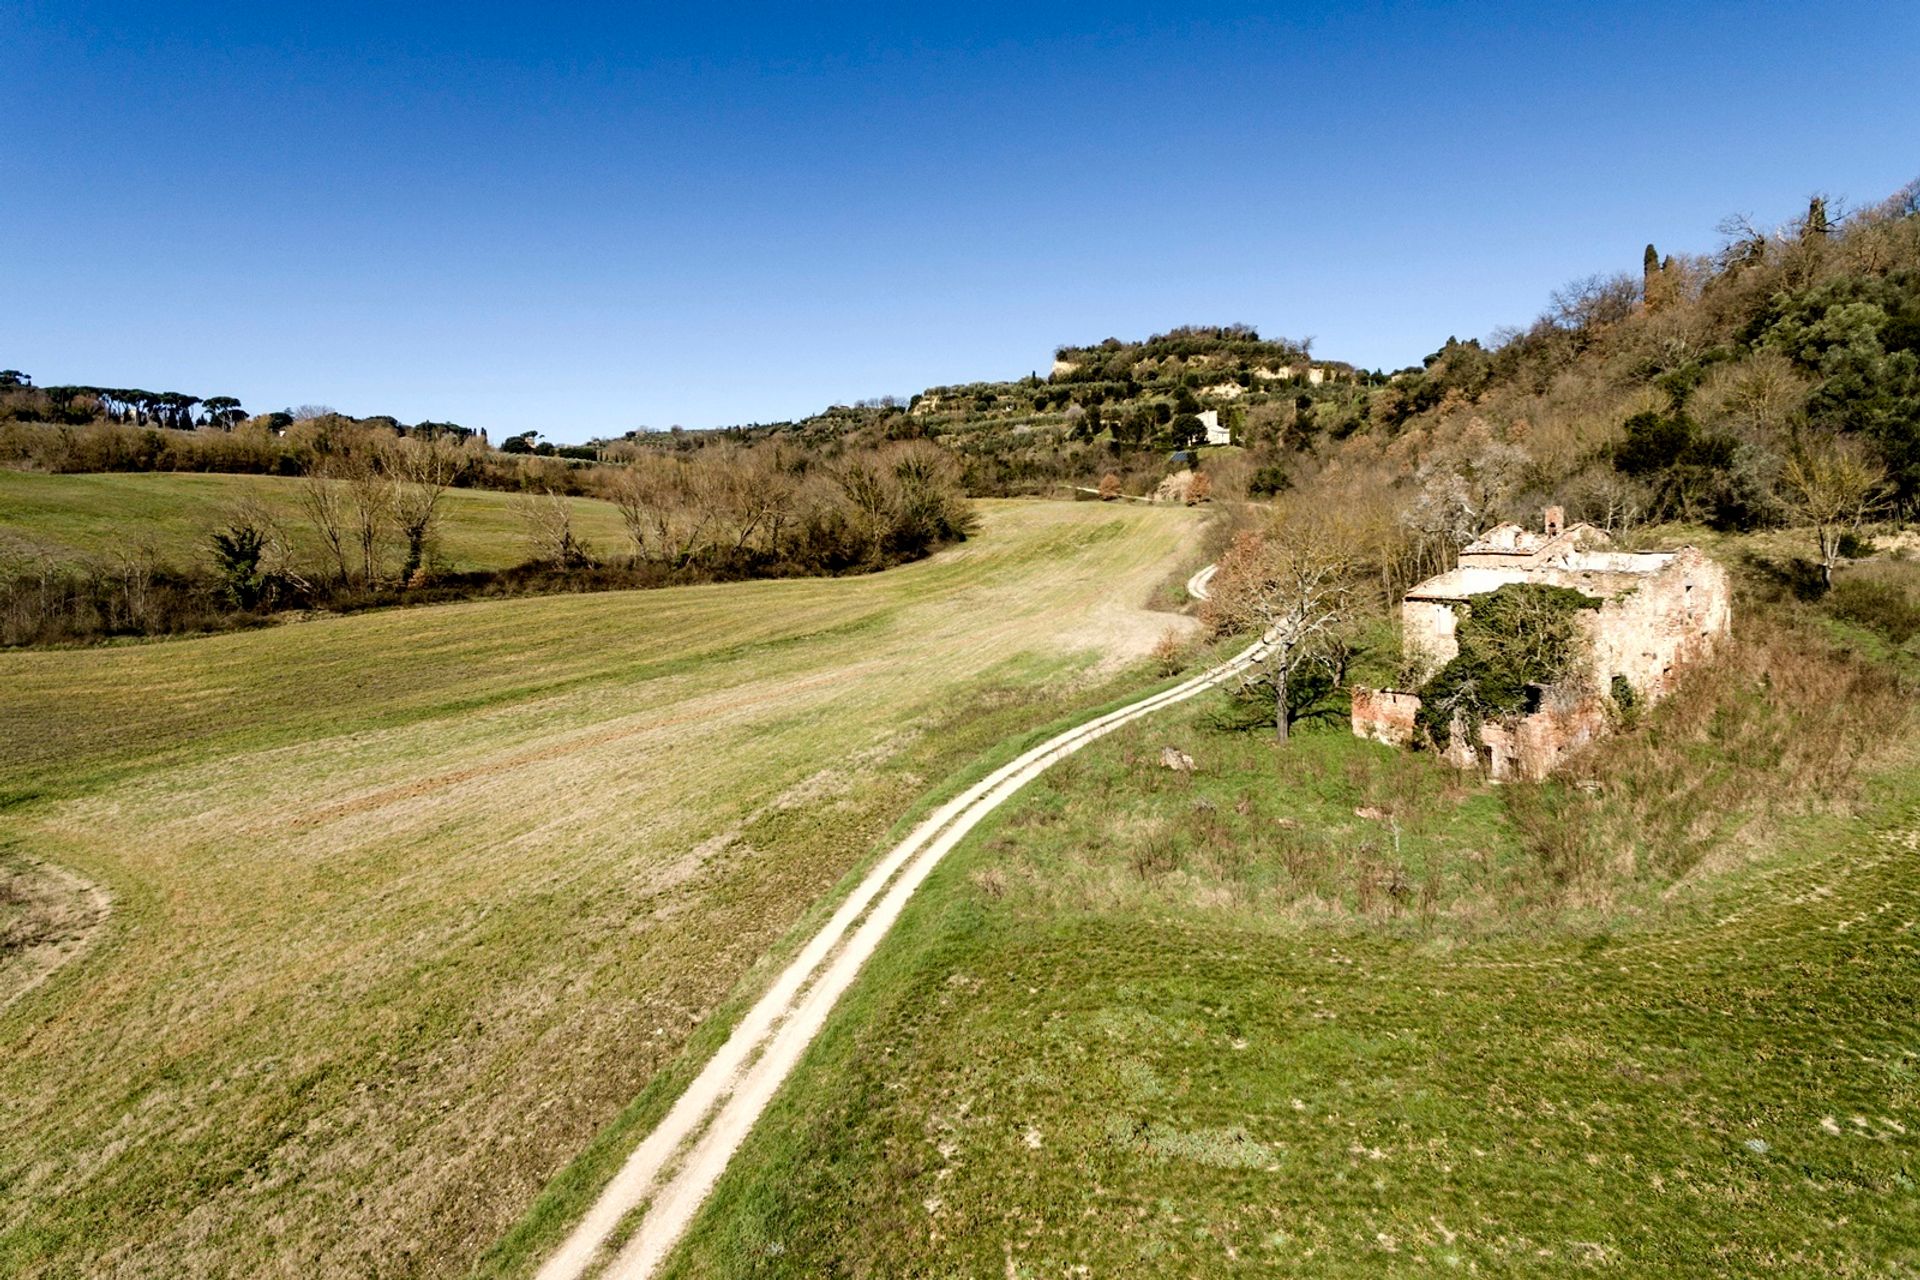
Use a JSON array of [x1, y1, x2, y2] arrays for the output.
[[0, 851, 109, 1013]]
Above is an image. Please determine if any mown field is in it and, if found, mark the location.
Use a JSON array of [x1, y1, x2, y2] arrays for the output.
[[0, 469, 630, 572], [658, 569, 1920, 1277], [0, 499, 1206, 1279]]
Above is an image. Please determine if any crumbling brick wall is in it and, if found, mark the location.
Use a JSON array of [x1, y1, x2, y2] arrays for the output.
[[1350, 687, 1422, 746], [1358, 526, 1730, 779], [1582, 547, 1732, 700], [1479, 694, 1611, 781]]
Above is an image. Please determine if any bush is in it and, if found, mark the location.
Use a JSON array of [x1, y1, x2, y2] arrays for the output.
[[1248, 463, 1291, 496], [1824, 574, 1920, 643], [1415, 584, 1600, 742], [1836, 529, 1876, 559]]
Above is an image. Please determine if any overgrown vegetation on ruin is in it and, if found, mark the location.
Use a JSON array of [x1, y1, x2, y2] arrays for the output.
[[1412, 583, 1601, 742]]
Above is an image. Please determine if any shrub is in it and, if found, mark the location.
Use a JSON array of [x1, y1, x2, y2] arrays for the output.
[[1248, 463, 1291, 496], [1835, 529, 1876, 559], [1824, 574, 1920, 643], [1415, 584, 1600, 741], [1608, 672, 1639, 721]]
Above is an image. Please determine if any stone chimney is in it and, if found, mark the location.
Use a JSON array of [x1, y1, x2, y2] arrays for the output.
[[1543, 505, 1565, 538]]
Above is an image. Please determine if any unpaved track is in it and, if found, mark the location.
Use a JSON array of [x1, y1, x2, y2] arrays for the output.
[[1186, 562, 1217, 601], [537, 622, 1264, 1280]]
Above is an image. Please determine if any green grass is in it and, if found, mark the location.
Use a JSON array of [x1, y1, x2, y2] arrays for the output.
[[0, 498, 1208, 1279], [0, 469, 631, 572], [656, 602, 1920, 1277]]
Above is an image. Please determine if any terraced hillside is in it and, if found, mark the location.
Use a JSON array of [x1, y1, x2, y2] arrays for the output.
[[0, 470, 630, 572], [0, 499, 1205, 1279]]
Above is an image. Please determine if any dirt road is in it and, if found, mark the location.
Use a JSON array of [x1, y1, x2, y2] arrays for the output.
[[536, 622, 1263, 1280], [1186, 562, 1217, 601]]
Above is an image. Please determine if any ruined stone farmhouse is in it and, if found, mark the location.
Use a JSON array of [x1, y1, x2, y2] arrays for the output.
[[1351, 508, 1732, 780]]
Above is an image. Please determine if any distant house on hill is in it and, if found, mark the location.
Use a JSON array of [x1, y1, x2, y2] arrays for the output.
[[1351, 507, 1732, 780], [1197, 409, 1231, 446]]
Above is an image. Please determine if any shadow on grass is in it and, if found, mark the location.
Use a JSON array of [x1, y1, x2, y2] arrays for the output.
[[1202, 665, 1351, 737]]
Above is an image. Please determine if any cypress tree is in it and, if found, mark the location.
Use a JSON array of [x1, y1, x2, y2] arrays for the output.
[[1804, 195, 1830, 239], [1643, 244, 1671, 313]]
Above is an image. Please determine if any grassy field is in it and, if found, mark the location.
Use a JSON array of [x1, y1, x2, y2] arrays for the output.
[[657, 582, 1920, 1277], [0, 469, 631, 572], [0, 499, 1207, 1279]]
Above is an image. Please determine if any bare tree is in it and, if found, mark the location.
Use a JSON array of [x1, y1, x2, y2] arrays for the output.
[[607, 455, 724, 566], [1204, 520, 1354, 741], [390, 435, 460, 582], [835, 455, 894, 563], [1401, 429, 1530, 578], [1548, 273, 1640, 332], [607, 464, 657, 561], [299, 427, 398, 588], [721, 447, 798, 554], [1778, 439, 1886, 587], [746, 447, 801, 552], [342, 450, 394, 586], [1567, 470, 1646, 536], [517, 490, 592, 568], [1692, 350, 1811, 446], [299, 465, 352, 586]]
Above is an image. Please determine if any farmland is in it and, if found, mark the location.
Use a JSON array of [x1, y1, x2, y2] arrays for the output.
[[0, 470, 631, 573], [0, 498, 1205, 1279]]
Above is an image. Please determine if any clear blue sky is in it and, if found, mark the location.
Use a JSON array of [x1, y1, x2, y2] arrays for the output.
[[5, 2, 1916, 442]]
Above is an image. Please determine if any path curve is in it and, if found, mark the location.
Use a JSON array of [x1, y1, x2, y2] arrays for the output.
[[536, 595, 1261, 1280], [1186, 562, 1217, 601]]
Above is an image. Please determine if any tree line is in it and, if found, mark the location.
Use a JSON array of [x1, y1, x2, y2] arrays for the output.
[[0, 373, 484, 443], [1, 429, 975, 646]]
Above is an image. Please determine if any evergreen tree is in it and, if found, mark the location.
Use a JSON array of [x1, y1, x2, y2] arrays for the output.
[[1804, 195, 1831, 239]]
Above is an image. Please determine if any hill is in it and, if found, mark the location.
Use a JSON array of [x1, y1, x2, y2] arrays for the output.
[[607, 324, 1370, 499], [631, 182, 1920, 574]]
